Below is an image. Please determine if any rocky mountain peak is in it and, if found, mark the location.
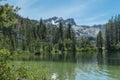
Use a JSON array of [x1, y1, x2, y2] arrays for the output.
[[42, 16, 105, 38], [44, 16, 76, 26]]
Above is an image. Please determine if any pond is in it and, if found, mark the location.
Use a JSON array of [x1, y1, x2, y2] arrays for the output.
[[12, 51, 120, 80]]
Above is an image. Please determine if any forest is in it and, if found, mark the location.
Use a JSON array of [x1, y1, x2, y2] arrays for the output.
[[0, 4, 95, 55], [97, 15, 120, 51], [1, 0, 120, 80]]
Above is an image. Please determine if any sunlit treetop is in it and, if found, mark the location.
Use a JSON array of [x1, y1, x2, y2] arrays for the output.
[[0, 2, 20, 28]]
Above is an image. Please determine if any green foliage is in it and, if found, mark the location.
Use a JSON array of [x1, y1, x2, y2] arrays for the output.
[[0, 0, 96, 54], [58, 39, 64, 52], [114, 42, 120, 50], [0, 48, 10, 59], [0, 1, 78, 54], [0, 4, 18, 28], [78, 36, 91, 48], [105, 15, 120, 51], [96, 31, 103, 49], [66, 23, 72, 39], [64, 39, 73, 51], [0, 48, 49, 80], [45, 43, 52, 53], [58, 22, 63, 40], [0, 49, 14, 80]]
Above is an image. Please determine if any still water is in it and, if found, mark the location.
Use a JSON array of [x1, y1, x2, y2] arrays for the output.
[[15, 51, 120, 80]]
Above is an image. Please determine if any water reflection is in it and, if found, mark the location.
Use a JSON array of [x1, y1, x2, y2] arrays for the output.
[[14, 51, 120, 66], [97, 51, 120, 65], [97, 50, 106, 65], [13, 51, 120, 80]]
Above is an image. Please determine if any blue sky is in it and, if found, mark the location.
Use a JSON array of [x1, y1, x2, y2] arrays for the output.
[[1, 0, 120, 25]]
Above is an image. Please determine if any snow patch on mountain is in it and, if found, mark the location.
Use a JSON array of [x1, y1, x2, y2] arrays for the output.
[[44, 16, 76, 27], [43, 17, 105, 38]]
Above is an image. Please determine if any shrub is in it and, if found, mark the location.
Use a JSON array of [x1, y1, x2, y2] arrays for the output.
[[0, 48, 49, 80]]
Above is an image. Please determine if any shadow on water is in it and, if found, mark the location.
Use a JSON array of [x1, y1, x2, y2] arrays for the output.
[[13, 50, 120, 66], [97, 50, 120, 65], [40, 51, 77, 62], [13, 51, 77, 63], [76, 51, 97, 64]]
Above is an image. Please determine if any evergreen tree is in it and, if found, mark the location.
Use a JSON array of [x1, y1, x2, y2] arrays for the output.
[[66, 23, 72, 39], [58, 22, 63, 40], [0, 4, 19, 28], [105, 15, 120, 50], [96, 31, 103, 49]]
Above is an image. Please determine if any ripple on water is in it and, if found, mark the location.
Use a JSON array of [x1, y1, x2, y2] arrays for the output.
[[75, 69, 114, 80]]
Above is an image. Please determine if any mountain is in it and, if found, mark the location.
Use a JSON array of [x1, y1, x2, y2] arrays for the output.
[[43, 16, 76, 27], [43, 16, 105, 38], [73, 24, 105, 38]]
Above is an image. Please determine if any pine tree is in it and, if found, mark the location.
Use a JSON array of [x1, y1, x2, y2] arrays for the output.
[[37, 19, 46, 41], [71, 30, 76, 52], [105, 24, 110, 50], [0, 4, 18, 28], [0, 3, 19, 50], [96, 31, 103, 49], [105, 15, 120, 50], [66, 23, 72, 39], [58, 22, 63, 40]]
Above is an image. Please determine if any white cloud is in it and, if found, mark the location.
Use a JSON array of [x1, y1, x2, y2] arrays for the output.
[[4, 0, 108, 25], [77, 14, 108, 25], [12, 0, 98, 19]]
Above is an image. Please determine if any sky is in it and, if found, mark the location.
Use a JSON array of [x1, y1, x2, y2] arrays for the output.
[[1, 0, 120, 25]]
